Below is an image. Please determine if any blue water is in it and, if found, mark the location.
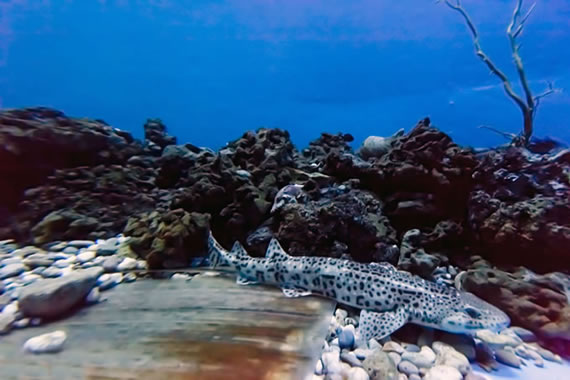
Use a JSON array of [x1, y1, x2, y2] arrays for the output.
[[1, 0, 569, 149]]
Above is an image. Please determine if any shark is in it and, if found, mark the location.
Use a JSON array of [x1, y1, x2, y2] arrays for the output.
[[207, 232, 510, 341]]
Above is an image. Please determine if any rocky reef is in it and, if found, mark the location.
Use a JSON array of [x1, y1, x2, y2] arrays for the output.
[[0, 107, 569, 358]]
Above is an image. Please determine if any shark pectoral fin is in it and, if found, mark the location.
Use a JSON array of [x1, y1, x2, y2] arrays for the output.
[[281, 287, 312, 298], [357, 308, 410, 342], [236, 273, 259, 286]]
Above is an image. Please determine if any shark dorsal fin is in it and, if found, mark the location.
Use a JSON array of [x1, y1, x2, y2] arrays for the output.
[[265, 238, 290, 261], [230, 241, 249, 260]]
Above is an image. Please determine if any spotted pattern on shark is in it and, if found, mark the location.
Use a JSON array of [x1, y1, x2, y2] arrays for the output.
[[208, 232, 510, 341]]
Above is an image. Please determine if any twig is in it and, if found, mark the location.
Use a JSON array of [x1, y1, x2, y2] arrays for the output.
[[441, 0, 560, 146]]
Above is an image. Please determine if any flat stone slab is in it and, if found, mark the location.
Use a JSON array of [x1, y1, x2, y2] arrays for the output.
[[0, 271, 336, 379]]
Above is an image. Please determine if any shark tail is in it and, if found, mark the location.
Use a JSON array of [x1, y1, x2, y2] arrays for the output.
[[207, 231, 250, 268]]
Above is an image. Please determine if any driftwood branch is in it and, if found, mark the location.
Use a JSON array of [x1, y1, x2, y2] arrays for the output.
[[441, 0, 559, 146]]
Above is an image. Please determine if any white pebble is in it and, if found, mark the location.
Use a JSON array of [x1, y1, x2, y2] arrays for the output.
[[424, 365, 462, 380], [346, 367, 369, 380], [117, 257, 137, 271], [171, 273, 191, 280], [77, 251, 96, 263], [23, 330, 67, 354], [85, 287, 100, 304]]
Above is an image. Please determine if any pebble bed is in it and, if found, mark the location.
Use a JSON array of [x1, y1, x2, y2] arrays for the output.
[[0, 236, 150, 353], [309, 307, 564, 380]]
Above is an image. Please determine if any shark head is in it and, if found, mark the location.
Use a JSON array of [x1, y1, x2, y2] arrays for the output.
[[440, 292, 510, 334]]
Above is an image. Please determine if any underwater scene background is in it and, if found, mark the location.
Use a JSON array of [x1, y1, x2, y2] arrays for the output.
[[0, 1, 569, 380]]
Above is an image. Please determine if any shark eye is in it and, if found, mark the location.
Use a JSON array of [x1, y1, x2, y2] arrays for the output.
[[464, 307, 482, 319]]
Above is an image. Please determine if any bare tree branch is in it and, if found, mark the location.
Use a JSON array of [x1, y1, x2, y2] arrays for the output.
[[441, 0, 560, 146], [442, 0, 528, 114]]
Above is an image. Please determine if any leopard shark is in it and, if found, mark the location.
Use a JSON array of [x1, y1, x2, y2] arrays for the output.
[[207, 232, 510, 341]]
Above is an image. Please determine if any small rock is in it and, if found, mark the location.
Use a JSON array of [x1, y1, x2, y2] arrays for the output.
[[322, 350, 343, 374], [315, 359, 323, 375], [534, 346, 560, 362], [335, 308, 348, 324], [408, 375, 421, 380], [67, 240, 95, 248], [464, 371, 488, 380], [397, 360, 419, 376], [339, 325, 356, 350], [13, 317, 30, 328], [353, 348, 372, 360], [345, 317, 359, 327], [383, 341, 404, 354], [62, 247, 78, 254], [403, 344, 420, 353], [99, 273, 123, 291], [0, 293, 12, 309], [346, 367, 369, 380], [41, 267, 62, 278], [20, 273, 42, 285], [102, 256, 121, 272], [3, 301, 19, 316], [495, 349, 521, 368], [525, 348, 544, 367], [388, 352, 401, 367], [433, 341, 470, 374], [1, 257, 23, 265], [123, 272, 137, 283], [85, 287, 100, 304], [0, 313, 15, 334], [475, 329, 521, 349], [424, 365, 462, 380], [23, 330, 67, 354], [117, 257, 137, 271], [0, 263, 27, 279], [76, 251, 96, 263], [362, 349, 399, 380], [96, 244, 117, 256], [341, 351, 362, 367], [508, 327, 536, 342], [401, 346, 435, 368], [136, 260, 148, 270], [171, 273, 191, 280]]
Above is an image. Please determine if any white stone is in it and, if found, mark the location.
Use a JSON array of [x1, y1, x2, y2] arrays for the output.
[[475, 329, 521, 349], [117, 257, 137, 271], [322, 350, 343, 374], [2, 301, 19, 316], [23, 330, 67, 354], [314, 359, 323, 375], [136, 260, 148, 270], [401, 346, 436, 368], [433, 341, 470, 375], [171, 273, 191, 281], [77, 251, 96, 263], [85, 287, 100, 304], [383, 341, 404, 354], [424, 365, 462, 380]]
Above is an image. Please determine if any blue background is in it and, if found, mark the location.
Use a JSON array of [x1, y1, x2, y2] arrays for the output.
[[1, 0, 569, 149]]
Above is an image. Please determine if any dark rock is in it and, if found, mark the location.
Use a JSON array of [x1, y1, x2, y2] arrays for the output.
[[460, 262, 570, 359], [398, 229, 442, 278], [468, 147, 570, 272], [31, 210, 98, 246], [323, 119, 477, 234], [272, 187, 397, 262], [143, 118, 176, 155], [0, 107, 141, 215], [124, 209, 210, 269]]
